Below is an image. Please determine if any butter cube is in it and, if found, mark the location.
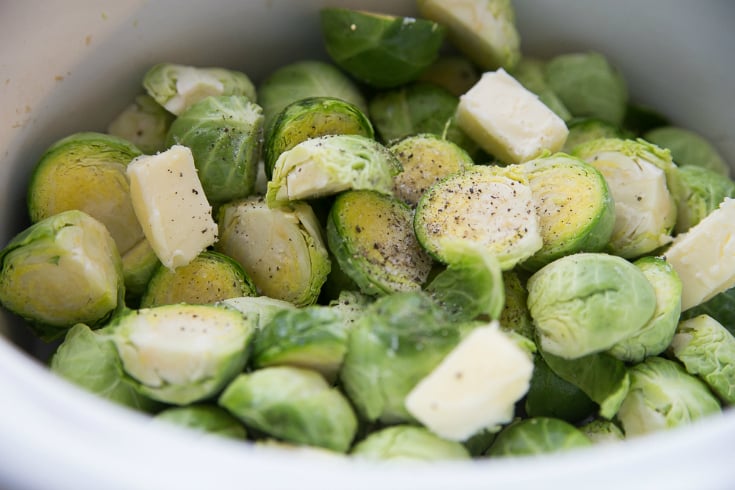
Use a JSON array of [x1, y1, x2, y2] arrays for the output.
[[127, 145, 217, 269], [456, 68, 568, 163]]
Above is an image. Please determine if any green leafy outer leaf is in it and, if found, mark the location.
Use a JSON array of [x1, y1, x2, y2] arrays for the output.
[[669, 314, 735, 403], [166, 95, 263, 204], [51, 324, 159, 412], [540, 349, 630, 419], [219, 366, 357, 453], [320, 8, 444, 89], [486, 417, 591, 457]]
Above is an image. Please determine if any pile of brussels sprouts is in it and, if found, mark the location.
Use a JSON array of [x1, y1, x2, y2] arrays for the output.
[[1, 0, 734, 460]]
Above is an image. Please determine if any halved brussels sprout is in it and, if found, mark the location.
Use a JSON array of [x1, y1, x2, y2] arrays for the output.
[[51, 324, 159, 412], [154, 405, 247, 440], [405, 323, 534, 441], [417, 55, 480, 97], [340, 292, 460, 423], [616, 356, 721, 437], [219, 366, 358, 453], [511, 58, 571, 122], [108, 303, 255, 405], [540, 350, 630, 419], [644, 126, 729, 176], [389, 133, 474, 207], [414, 165, 542, 269], [320, 8, 444, 88], [166, 95, 263, 204], [562, 117, 630, 153], [27, 132, 144, 257], [517, 154, 615, 270], [578, 419, 625, 444], [572, 138, 677, 258], [0, 210, 124, 341], [266, 134, 401, 206], [417, 0, 521, 71], [220, 295, 296, 330], [669, 165, 735, 234], [215, 196, 330, 307], [326, 290, 373, 326], [251, 306, 349, 380], [608, 256, 682, 363], [327, 190, 433, 296], [524, 355, 596, 424], [669, 314, 735, 404], [527, 252, 657, 359], [545, 52, 628, 126], [486, 417, 591, 457], [140, 250, 257, 308], [351, 425, 470, 461], [142, 63, 256, 116], [107, 94, 175, 154], [368, 82, 478, 157], [264, 96, 374, 178], [258, 60, 367, 131]]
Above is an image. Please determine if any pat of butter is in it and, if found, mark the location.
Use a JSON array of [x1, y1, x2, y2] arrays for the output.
[[405, 322, 534, 441], [665, 198, 735, 311], [127, 145, 217, 270], [456, 69, 568, 164]]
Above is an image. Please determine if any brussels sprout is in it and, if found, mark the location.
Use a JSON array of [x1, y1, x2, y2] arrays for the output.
[[527, 253, 657, 359], [258, 60, 367, 131], [215, 196, 330, 307], [417, 55, 480, 97], [455, 69, 569, 165], [389, 133, 474, 207], [108, 303, 255, 405], [50, 324, 159, 412], [498, 270, 534, 340], [326, 289, 373, 327], [511, 58, 571, 122], [545, 52, 628, 126], [562, 117, 629, 153], [578, 419, 625, 444], [540, 350, 630, 419], [524, 355, 597, 424], [251, 306, 349, 380], [616, 356, 721, 437], [572, 138, 677, 258], [424, 241, 504, 322], [0, 210, 124, 341], [417, 0, 521, 71], [142, 63, 256, 116], [351, 426, 470, 461], [517, 154, 615, 270], [405, 323, 534, 441], [320, 8, 444, 89], [669, 165, 735, 234], [644, 126, 729, 176], [121, 239, 160, 307], [154, 405, 247, 440], [266, 134, 401, 206], [414, 165, 542, 269], [220, 295, 296, 330], [140, 251, 257, 308], [608, 256, 682, 363], [165, 95, 263, 204], [107, 94, 175, 154], [27, 132, 144, 257], [486, 417, 591, 457], [219, 366, 358, 453], [622, 102, 669, 136], [264, 97, 374, 178], [340, 292, 460, 423], [368, 82, 478, 157], [326, 190, 433, 296], [669, 314, 735, 403], [681, 287, 735, 337]]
